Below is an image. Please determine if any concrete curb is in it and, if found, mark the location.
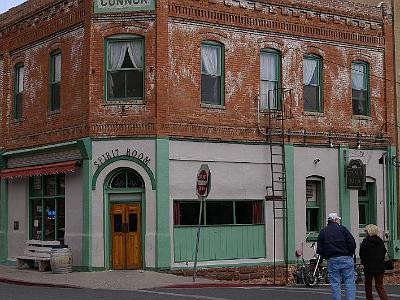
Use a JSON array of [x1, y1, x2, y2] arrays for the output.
[[163, 282, 286, 288], [0, 277, 81, 289]]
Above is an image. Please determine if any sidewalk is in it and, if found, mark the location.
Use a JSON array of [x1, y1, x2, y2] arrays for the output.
[[0, 264, 223, 290]]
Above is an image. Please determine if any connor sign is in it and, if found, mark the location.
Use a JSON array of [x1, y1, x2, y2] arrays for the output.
[[93, 0, 155, 13]]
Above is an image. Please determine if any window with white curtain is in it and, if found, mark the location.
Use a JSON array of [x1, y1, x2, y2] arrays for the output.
[[352, 61, 369, 116], [260, 49, 280, 110], [50, 50, 61, 112], [106, 36, 144, 101], [14, 63, 24, 119], [303, 55, 322, 112], [201, 42, 223, 105]]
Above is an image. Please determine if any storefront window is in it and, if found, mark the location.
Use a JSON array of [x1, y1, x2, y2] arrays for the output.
[[29, 174, 65, 243]]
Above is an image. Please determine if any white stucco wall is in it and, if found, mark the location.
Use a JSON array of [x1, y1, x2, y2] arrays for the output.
[[7, 178, 28, 259]]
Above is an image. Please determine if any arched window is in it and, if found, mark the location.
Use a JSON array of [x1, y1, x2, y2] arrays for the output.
[[109, 169, 144, 188], [303, 54, 323, 112], [352, 61, 370, 116]]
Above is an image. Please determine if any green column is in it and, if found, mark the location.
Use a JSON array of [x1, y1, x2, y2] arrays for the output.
[[284, 144, 295, 263], [387, 147, 398, 241], [0, 179, 8, 262], [155, 138, 170, 269], [338, 146, 351, 229], [78, 138, 92, 269]]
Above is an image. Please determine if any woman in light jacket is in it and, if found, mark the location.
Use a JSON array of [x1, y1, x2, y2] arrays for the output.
[[359, 224, 388, 300]]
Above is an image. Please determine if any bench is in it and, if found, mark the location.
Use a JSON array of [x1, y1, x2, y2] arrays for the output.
[[17, 240, 60, 272]]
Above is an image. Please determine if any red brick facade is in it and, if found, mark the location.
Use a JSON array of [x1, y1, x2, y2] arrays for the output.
[[0, 0, 395, 150]]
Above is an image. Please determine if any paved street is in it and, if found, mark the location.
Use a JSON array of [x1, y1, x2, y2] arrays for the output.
[[2, 283, 400, 300]]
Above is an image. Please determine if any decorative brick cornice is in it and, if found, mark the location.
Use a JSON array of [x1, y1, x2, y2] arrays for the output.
[[91, 123, 156, 134], [168, 0, 385, 47], [0, 0, 84, 53]]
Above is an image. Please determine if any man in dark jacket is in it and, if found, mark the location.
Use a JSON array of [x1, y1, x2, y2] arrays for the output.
[[359, 224, 388, 300], [317, 213, 356, 300]]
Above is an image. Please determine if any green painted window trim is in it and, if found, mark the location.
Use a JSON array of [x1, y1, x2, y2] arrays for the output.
[[13, 63, 24, 120], [28, 174, 65, 241], [358, 182, 376, 228], [49, 49, 61, 112], [260, 48, 282, 110], [91, 155, 156, 191], [303, 54, 323, 113], [201, 41, 224, 106], [173, 199, 264, 226], [352, 61, 370, 116], [306, 176, 325, 235], [104, 35, 145, 103]]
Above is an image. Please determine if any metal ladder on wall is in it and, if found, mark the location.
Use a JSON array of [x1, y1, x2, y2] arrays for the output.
[[261, 89, 292, 285]]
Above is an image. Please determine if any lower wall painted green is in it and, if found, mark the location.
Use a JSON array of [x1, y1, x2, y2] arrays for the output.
[[0, 180, 7, 262], [284, 144, 296, 263], [173, 225, 265, 262], [155, 138, 171, 268], [82, 159, 92, 268]]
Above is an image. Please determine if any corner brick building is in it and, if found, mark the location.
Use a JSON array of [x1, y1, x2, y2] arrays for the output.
[[0, 0, 398, 281]]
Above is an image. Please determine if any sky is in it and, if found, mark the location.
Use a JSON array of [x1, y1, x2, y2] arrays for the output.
[[0, 0, 27, 14]]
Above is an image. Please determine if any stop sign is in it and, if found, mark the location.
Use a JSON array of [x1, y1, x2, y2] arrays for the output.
[[196, 164, 211, 197]]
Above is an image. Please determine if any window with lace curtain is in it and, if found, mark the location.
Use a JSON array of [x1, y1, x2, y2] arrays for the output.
[[105, 35, 144, 102], [201, 41, 224, 106], [260, 49, 281, 110], [352, 61, 370, 116], [303, 55, 323, 112]]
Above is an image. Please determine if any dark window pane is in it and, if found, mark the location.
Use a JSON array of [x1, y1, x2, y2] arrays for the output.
[[57, 199, 65, 243], [358, 189, 367, 197], [15, 93, 23, 119], [122, 50, 134, 68], [352, 96, 367, 115], [127, 170, 144, 188], [307, 208, 319, 232], [30, 176, 42, 197], [126, 70, 143, 98], [235, 202, 263, 224], [201, 74, 221, 105], [58, 175, 65, 195], [108, 71, 125, 99], [111, 171, 126, 188], [44, 175, 56, 196], [44, 200, 56, 241], [206, 202, 233, 225], [51, 83, 60, 111], [177, 202, 202, 225], [304, 85, 319, 111], [359, 203, 367, 225], [114, 214, 123, 232], [129, 213, 138, 232], [31, 199, 42, 240]]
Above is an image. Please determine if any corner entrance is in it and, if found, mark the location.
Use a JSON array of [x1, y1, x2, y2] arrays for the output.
[[111, 203, 141, 269]]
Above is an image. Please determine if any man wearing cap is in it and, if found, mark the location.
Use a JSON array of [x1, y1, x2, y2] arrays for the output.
[[317, 212, 356, 300]]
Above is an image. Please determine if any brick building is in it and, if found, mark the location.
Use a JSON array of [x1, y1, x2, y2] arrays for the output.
[[0, 0, 398, 279]]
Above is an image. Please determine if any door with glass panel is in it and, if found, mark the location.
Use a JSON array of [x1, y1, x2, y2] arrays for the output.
[[111, 203, 141, 269]]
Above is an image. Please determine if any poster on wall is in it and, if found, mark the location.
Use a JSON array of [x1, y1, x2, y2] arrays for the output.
[[93, 0, 155, 14]]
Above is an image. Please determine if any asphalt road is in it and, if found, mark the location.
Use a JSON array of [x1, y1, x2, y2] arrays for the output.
[[2, 283, 400, 300]]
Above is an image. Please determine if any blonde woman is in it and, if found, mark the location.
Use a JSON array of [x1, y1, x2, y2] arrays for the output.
[[359, 224, 388, 300]]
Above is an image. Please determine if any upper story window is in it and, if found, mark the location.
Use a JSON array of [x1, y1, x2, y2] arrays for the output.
[[50, 50, 61, 112], [106, 36, 144, 102], [352, 61, 370, 116], [303, 55, 322, 112], [14, 63, 24, 120], [260, 49, 281, 110], [201, 41, 224, 106]]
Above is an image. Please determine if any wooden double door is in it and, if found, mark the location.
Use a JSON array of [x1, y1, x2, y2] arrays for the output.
[[111, 203, 141, 269]]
